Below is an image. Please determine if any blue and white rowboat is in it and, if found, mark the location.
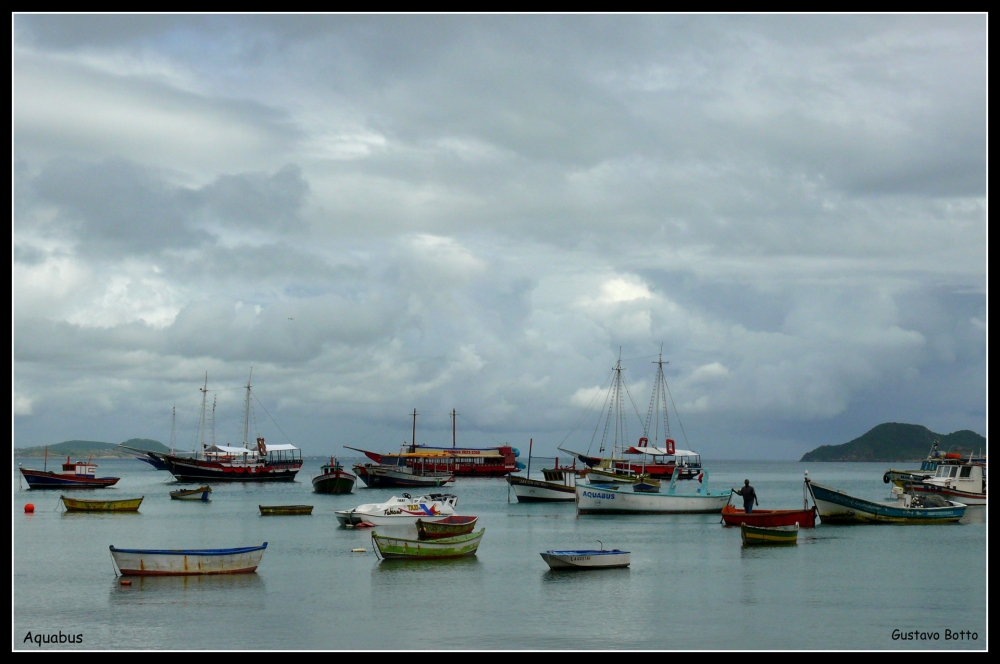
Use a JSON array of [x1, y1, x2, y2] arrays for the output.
[[540, 549, 631, 569], [109, 543, 267, 576]]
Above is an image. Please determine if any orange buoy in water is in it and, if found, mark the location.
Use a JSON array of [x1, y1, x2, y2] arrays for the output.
[[120, 580, 132, 586], [24, 504, 34, 513]]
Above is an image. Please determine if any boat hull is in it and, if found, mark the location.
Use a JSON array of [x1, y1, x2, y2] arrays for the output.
[[163, 456, 301, 483], [134, 453, 171, 470], [721, 505, 817, 528], [540, 550, 631, 569], [259, 505, 313, 515], [575, 485, 730, 514], [373, 529, 485, 559], [109, 543, 267, 576], [312, 471, 356, 494], [353, 464, 453, 488], [741, 523, 798, 545], [170, 486, 212, 501], [507, 476, 575, 502], [909, 483, 986, 506], [806, 480, 967, 524], [61, 496, 143, 512], [417, 516, 478, 539], [20, 468, 120, 489]]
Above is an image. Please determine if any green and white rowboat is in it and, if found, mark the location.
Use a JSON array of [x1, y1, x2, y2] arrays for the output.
[[372, 528, 485, 560]]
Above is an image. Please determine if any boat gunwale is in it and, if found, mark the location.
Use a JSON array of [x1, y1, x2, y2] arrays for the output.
[[109, 543, 268, 556]]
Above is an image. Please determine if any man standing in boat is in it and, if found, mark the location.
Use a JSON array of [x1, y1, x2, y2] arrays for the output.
[[733, 479, 759, 513]]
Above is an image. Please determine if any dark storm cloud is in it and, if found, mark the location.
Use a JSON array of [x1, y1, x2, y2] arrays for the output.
[[19, 158, 310, 258]]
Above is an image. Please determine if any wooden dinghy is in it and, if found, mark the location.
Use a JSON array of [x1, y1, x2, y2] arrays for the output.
[[721, 504, 816, 528], [740, 523, 799, 546], [170, 485, 212, 501], [416, 515, 478, 539], [109, 543, 267, 576], [540, 548, 631, 570], [61, 495, 143, 512], [372, 528, 485, 560], [259, 504, 313, 515]]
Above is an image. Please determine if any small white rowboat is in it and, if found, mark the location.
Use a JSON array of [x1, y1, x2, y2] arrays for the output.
[[540, 548, 631, 570], [109, 543, 267, 576]]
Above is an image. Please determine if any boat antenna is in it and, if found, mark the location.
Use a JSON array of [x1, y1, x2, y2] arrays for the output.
[[199, 372, 209, 457]]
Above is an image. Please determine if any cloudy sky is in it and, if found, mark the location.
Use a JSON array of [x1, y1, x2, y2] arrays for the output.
[[13, 15, 986, 459]]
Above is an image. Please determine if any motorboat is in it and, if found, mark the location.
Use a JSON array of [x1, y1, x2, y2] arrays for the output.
[[334, 493, 458, 526]]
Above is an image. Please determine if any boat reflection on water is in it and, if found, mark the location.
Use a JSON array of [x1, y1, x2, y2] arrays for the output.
[[369, 554, 482, 577], [110, 572, 265, 597]]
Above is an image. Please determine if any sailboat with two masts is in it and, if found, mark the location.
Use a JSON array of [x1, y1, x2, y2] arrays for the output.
[[561, 347, 703, 482], [161, 370, 303, 483]]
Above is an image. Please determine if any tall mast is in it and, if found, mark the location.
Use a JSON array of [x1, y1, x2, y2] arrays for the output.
[[644, 344, 670, 443], [614, 348, 623, 458], [210, 395, 217, 448], [411, 408, 417, 452], [452, 408, 457, 448], [170, 404, 176, 455], [198, 372, 209, 457], [242, 368, 254, 449]]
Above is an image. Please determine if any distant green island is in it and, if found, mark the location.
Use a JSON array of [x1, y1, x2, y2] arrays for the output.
[[13, 438, 169, 458], [800, 423, 986, 462]]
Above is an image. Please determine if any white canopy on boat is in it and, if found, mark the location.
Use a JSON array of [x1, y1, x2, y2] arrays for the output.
[[628, 446, 698, 457], [261, 443, 299, 452], [206, 445, 258, 455]]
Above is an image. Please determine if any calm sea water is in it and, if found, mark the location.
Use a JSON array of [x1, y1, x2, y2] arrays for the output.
[[13, 457, 986, 650]]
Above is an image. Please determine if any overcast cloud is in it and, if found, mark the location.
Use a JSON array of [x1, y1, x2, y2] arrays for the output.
[[13, 15, 986, 459]]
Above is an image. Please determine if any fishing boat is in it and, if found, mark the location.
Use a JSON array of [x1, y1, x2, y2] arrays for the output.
[[561, 349, 705, 482], [507, 440, 578, 502], [109, 543, 267, 576], [740, 523, 799, 546], [19, 453, 120, 490], [170, 485, 212, 501], [349, 409, 522, 478], [351, 459, 454, 488], [416, 515, 478, 539], [907, 456, 986, 505], [721, 504, 816, 528], [883, 441, 945, 487], [372, 529, 485, 560], [161, 372, 303, 483], [804, 473, 967, 524], [259, 505, 313, 515], [335, 493, 459, 527], [312, 457, 356, 494], [540, 546, 631, 570], [61, 495, 143, 512], [576, 468, 730, 514]]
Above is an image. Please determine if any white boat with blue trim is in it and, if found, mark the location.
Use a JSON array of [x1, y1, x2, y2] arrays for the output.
[[109, 543, 267, 576], [804, 473, 967, 524], [540, 546, 631, 569], [575, 469, 729, 514]]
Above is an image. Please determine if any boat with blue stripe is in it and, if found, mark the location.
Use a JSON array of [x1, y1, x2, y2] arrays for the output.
[[804, 473, 966, 524]]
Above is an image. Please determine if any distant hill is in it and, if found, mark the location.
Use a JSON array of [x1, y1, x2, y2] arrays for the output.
[[14, 438, 168, 458], [800, 423, 986, 462]]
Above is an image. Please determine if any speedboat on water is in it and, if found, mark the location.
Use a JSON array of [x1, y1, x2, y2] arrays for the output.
[[334, 493, 459, 526]]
